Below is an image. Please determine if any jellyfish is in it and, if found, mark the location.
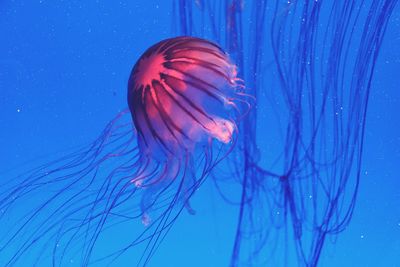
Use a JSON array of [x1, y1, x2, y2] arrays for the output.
[[0, 36, 248, 266], [173, 0, 398, 266]]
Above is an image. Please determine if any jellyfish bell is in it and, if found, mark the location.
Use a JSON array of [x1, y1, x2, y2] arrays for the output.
[[128, 36, 241, 160], [0, 36, 248, 266]]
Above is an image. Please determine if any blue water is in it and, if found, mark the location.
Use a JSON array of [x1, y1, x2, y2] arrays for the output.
[[1, 1, 399, 266]]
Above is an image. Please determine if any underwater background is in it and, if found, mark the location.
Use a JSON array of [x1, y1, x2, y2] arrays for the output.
[[0, 1, 399, 266]]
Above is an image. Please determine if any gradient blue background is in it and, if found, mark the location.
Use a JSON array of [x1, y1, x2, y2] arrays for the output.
[[0, 1, 399, 266]]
